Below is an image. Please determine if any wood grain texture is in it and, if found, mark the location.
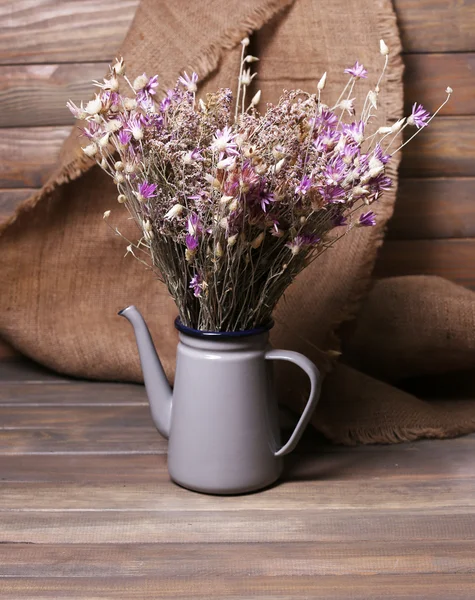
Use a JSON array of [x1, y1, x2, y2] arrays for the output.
[[374, 239, 475, 287], [1, 574, 474, 600], [0, 541, 473, 577], [388, 178, 475, 240], [394, 0, 475, 53], [400, 117, 475, 178], [0, 126, 69, 188], [404, 53, 475, 116], [0, 0, 473, 67], [0, 63, 108, 127], [0, 0, 139, 64]]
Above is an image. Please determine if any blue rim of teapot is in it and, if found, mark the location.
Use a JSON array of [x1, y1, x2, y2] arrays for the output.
[[174, 317, 274, 338]]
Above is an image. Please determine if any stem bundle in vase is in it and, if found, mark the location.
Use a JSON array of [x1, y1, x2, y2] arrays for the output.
[[68, 39, 451, 332]]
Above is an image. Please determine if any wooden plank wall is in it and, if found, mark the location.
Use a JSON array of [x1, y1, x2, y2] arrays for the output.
[[0, 0, 474, 356]]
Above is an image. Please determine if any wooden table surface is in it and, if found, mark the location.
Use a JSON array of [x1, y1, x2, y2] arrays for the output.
[[0, 359, 474, 599]]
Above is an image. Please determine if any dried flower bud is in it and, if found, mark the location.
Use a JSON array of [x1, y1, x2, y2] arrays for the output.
[[98, 132, 110, 148], [446, 86, 453, 94], [228, 199, 239, 212], [114, 161, 124, 171], [390, 118, 405, 133], [219, 217, 229, 230], [107, 76, 119, 92], [215, 242, 223, 257], [114, 173, 125, 184], [112, 57, 126, 76], [185, 249, 195, 263], [241, 37, 250, 46], [198, 98, 207, 112], [227, 234, 238, 247], [100, 157, 108, 170], [352, 186, 369, 198], [217, 157, 235, 170], [377, 126, 392, 134], [85, 95, 102, 115], [204, 173, 221, 189], [103, 210, 111, 219], [82, 143, 98, 158], [124, 162, 136, 174], [220, 195, 233, 205], [244, 55, 259, 63], [133, 74, 149, 91], [275, 157, 286, 173], [379, 39, 389, 56], [164, 204, 184, 220], [250, 90, 261, 106], [243, 145, 256, 158], [240, 69, 252, 86], [117, 194, 127, 203], [250, 231, 265, 249], [143, 219, 152, 232], [368, 90, 378, 109], [126, 244, 133, 254], [317, 72, 327, 91], [123, 97, 137, 111]]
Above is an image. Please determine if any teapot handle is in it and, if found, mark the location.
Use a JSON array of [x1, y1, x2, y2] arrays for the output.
[[265, 349, 321, 457]]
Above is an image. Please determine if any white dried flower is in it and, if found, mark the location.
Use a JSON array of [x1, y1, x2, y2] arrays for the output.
[[164, 204, 184, 220], [85, 95, 102, 115], [352, 186, 369, 198], [123, 97, 137, 111], [380, 39, 389, 56], [198, 98, 207, 112], [105, 119, 122, 132], [124, 162, 136, 174], [250, 231, 265, 249], [106, 76, 119, 92], [220, 195, 234, 205], [217, 157, 235, 170], [250, 90, 261, 106], [133, 74, 149, 91], [103, 210, 111, 219], [112, 57, 126, 76], [117, 194, 127, 203], [317, 72, 327, 91], [82, 143, 98, 158], [204, 173, 221, 188]]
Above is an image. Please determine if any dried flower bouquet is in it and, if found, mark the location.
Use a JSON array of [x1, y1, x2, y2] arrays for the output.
[[68, 39, 451, 332]]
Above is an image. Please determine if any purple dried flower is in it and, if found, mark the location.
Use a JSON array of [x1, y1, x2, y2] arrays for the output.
[[295, 176, 312, 196], [313, 108, 338, 130], [286, 234, 320, 255], [185, 234, 199, 252], [189, 272, 203, 297], [374, 143, 391, 165], [408, 103, 430, 129], [136, 181, 157, 201], [125, 114, 144, 140], [344, 61, 367, 79], [187, 213, 202, 236], [342, 121, 365, 144], [319, 185, 345, 203], [259, 191, 275, 212], [313, 128, 340, 151], [83, 121, 101, 139], [178, 71, 199, 94], [117, 129, 132, 147], [358, 211, 376, 227]]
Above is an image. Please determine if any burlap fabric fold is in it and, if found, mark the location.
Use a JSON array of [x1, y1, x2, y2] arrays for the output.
[[2, 0, 475, 444]]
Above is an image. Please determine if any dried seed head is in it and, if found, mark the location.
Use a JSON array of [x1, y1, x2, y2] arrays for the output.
[[112, 57, 126, 76], [133, 74, 149, 91], [82, 143, 98, 158], [85, 95, 102, 115], [114, 173, 125, 184], [117, 194, 127, 203], [124, 97, 137, 111]]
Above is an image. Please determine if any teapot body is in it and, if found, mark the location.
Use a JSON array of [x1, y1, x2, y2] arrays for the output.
[[169, 328, 283, 494]]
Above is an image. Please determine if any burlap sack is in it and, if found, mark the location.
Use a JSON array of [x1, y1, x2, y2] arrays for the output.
[[3, 0, 475, 444]]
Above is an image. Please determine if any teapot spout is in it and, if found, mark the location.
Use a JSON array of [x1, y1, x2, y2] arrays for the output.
[[119, 305, 172, 438]]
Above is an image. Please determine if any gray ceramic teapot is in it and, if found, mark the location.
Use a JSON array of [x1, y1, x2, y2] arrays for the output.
[[119, 305, 321, 494]]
